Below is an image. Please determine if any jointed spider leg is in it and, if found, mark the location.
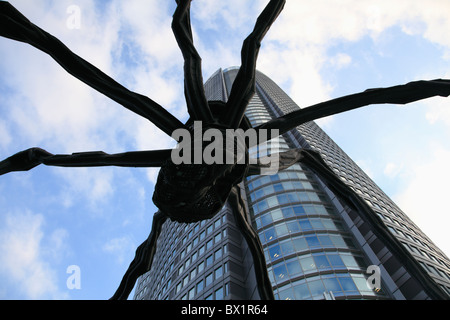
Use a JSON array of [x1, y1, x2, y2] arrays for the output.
[[228, 186, 275, 300], [0, 148, 171, 175], [249, 147, 449, 299], [253, 79, 450, 145], [111, 211, 168, 300], [223, 0, 285, 129], [44, 149, 171, 168], [0, 148, 52, 175], [0, 2, 185, 138], [172, 0, 214, 124], [297, 149, 449, 299]]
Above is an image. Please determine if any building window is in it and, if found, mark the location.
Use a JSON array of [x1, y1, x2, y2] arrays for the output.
[[185, 257, 191, 269], [299, 255, 316, 272], [264, 227, 276, 242], [286, 259, 302, 276], [196, 280, 204, 294], [273, 183, 283, 192], [206, 273, 213, 287], [269, 244, 281, 261], [261, 213, 273, 226], [206, 239, 213, 250], [305, 235, 320, 248], [313, 254, 331, 270], [215, 266, 223, 279], [188, 287, 195, 300], [292, 281, 310, 299], [215, 248, 222, 260], [206, 254, 213, 267], [308, 278, 326, 298], [337, 275, 358, 293], [190, 268, 197, 280], [215, 287, 224, 300], [273, 263, 287, 282]]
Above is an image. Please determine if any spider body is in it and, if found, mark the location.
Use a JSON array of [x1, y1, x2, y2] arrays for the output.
[[153, 100, 254, 223], [153, 154, 246, 223]]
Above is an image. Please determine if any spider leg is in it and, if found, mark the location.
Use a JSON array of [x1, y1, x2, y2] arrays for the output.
[[297, 148, 449, 300], [223, 0, 286, 128], [253, 79, 450, 144], [250, 148, 449, 299], [0, 2, 185, 138], [43, 150, 171, 168], [0, 148, 52, 175], [172, 0, 214, 124], [228, 186, 275, 300], [110, 211, 168, 300], [0, 148, 171, 175]]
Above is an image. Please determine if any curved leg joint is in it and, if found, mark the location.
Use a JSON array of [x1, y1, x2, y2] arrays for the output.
[[0, 148, 53, 175], [172, 0, 213, 122]]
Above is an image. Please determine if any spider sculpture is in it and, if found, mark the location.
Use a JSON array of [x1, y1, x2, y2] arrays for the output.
[[1, 0, 450, 300]]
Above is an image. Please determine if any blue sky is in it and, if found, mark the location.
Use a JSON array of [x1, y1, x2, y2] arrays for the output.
[[0, 0, 449, 300]]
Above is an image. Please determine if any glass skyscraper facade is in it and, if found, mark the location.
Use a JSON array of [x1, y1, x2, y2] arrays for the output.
[[133, 67, 450, 300]]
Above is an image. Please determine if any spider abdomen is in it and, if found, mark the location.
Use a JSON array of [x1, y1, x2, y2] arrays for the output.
[[153, 124, 249, 223]]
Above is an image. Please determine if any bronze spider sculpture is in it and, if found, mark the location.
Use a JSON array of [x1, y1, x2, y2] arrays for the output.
[[1, 0, 450, 300]]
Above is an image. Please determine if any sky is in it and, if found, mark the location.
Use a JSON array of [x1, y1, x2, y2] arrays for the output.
[[0, 0, 449, 300]]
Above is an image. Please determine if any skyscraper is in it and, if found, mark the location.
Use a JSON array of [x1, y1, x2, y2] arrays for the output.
[[133, 67, 450, 300]]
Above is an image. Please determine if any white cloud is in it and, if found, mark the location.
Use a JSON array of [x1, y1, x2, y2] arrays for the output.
[[425, 96, 450, 127], [145, 167, 161, 185], [52, 167, 115, 212], [103, 236, 136, 265], [0, 211, 69, 299], [354, 159, 376, 181], [0, 119, 12, 150], [0, 2, 121, 152], [118, 0, 178, 63], [394, 142, 450, 258], [269, 0, 450, 47], [193, 0, 261, 32], [384, 162, 403, 179], [255, 0, 450, 110], [330, 53, 353, 70], [0, 0, 186, 197]]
